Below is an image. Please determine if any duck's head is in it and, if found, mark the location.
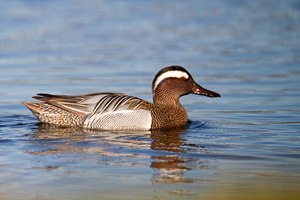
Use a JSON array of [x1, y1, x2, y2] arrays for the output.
[[152, 65, 220, 105]]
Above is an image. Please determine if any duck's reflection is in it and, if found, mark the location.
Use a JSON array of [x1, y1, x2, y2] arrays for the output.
[[150, 127, 194, 183], [31, 123, 151, 156], [31, 123, 207, 184]]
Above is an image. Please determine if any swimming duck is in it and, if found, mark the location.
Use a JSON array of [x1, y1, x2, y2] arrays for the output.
[[23, 66, 220, 130]]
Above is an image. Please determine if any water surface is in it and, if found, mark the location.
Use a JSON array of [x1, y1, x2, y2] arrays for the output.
[[1, 0, 300, 199]]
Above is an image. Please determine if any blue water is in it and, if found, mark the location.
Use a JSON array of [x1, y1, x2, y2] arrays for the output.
[[1, 0, 300, 199]]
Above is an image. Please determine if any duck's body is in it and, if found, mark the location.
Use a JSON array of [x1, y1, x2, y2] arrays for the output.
[[24, 92, 187, 130], [24, 66, 220, 130]]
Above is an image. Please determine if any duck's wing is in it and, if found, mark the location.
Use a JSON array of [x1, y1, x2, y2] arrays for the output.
[[33, 92, 149, 117], [79, 93, 152, 130]]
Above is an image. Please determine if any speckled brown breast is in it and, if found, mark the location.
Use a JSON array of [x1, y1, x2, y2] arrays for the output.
[[150, 104, 188, 130]]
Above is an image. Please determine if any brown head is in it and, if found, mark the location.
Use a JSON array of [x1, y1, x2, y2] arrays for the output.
[[152, 66, 220, 106]]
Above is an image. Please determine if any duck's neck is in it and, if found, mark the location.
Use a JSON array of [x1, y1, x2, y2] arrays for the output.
[[152, 88, 182, 107]]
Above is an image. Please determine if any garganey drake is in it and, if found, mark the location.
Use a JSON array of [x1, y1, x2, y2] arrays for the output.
[[23, 66, 220, 130]]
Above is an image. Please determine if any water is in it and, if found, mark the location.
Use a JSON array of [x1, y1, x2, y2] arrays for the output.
[[1, 0, 300, 199]]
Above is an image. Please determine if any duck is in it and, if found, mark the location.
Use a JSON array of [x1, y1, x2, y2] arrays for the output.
[[23, 65, 220, 130]]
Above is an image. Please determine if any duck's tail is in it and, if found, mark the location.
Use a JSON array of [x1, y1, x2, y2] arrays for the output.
[[23, 101, 83, 127], [23, 102, 42, 118]]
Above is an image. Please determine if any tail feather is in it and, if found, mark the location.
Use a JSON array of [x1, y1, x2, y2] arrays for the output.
[[33, 93, 66, 101], [23, 102, 41, 117], [23, 101, 83, 126]]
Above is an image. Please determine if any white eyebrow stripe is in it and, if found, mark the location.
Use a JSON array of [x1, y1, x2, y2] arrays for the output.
[[153, 70, 189, 90]]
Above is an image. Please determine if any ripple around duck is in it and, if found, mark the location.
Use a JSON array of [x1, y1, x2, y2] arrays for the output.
[[188, 120, 212, 129], [0, 138, 15, 144], [0, 115, 253, 150], [0, 114, 36, 128], [0, 113, 296, 172], [187, 120, 235, 141], [183, 120, 274, 162]]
